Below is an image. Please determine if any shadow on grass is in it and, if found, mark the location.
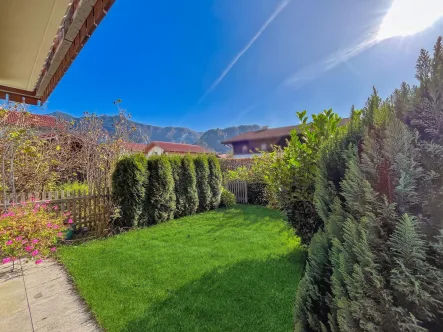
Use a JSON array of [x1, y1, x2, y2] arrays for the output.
[[123, 252, 303, 332]]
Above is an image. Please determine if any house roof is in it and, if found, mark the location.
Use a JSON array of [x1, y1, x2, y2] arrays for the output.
[[1, 111, 61, 129], [122, 141, 148, 153], [0, 0, 115, 105], [145, 141, 211, 154], [221, 118, 350, 144]]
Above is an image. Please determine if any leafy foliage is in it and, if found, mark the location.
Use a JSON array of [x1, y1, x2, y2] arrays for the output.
[[264, 109, 344, 244], [220, 188, 236, 208], [112, 154, 148, 227], [145, 156, 176, 224]]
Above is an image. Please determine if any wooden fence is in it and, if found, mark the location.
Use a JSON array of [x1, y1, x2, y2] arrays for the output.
[[2, 188, 113, 237], [226, 181, 248, 203]]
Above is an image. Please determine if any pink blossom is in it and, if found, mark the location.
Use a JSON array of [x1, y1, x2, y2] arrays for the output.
[[68, 218, 73, 224], [30, 196, 36, 202], [15, 236, 22, 241], [35, 204, 41, 209], [31, 250, 39, 257], [53, 225, 59, 229], [53, 205, 58, 211], [5, 240, 13, 245], [57, 232, 63, 237], [45, 200, 50, 204], [35, 259, 43, 265], [25, 245, 34, 252], [21, 240, 28, 244], [50, 247, 57, 252], [2, 257, 11, 264], [41, 204, 47, 209], [47, 223, 53, 228], [32, 239, 39, 244]]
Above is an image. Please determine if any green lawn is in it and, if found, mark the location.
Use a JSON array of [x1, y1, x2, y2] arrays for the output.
[[59, 205, 304, 332]]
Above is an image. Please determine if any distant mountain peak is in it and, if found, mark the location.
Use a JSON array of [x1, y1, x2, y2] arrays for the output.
[[47, 111, 260, 153]]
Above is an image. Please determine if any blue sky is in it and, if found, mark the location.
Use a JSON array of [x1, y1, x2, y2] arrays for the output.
[[47, 0, 443, 131]]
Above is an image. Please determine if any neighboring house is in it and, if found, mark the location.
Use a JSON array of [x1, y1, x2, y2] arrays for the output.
[[222, 119, 349, 158], [144, 141, 211, 157], [121, 141, 149, 155], [1, 111, 62, 131]]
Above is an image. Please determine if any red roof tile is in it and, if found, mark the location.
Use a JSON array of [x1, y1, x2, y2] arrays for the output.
[[146, 141, 211, 154], [222, 118, 350, 144], [1, 111, 60, 129], [122, 141, 148, 153]]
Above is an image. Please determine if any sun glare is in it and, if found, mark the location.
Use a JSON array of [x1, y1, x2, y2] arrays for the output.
[[377, 0, 443, 41]]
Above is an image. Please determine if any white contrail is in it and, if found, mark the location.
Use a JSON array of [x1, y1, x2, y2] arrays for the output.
[[198, 0, 291, 103], [285, 37, 378, 90]]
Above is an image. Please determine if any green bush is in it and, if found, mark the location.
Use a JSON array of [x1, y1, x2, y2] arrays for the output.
[[194, 155, 212, 212], [180, 155, 199, 216], [112, 154, 147, 228], [208, 155, 222, 209], [145, 155, 176, 224], [294, 37, 443, 332], [168, 155, 199, 218], [55, 181, 89, 194], [168, 156, 183, 218], [220, 188, 236, 208]]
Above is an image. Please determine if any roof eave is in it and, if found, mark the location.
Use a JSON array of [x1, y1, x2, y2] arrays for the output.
[[0, 0, 116, 105]]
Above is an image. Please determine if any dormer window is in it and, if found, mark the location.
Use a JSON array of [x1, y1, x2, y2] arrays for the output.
[[261, 143, 267, 151], [242, 145, 248, 153]]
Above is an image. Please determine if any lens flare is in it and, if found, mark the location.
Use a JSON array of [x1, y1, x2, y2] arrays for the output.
[[377, 0, 443, 41]]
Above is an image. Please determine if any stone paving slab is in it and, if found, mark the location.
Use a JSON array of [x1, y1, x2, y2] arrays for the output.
[[0, 259, 100, 332]]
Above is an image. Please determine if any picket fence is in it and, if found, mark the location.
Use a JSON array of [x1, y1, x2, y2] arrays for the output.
[[2, 188, 113, 237], [226, 181, 248, 204]]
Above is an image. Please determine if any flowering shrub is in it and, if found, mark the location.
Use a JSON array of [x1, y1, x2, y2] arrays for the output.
[[0, 201, 70, 266]]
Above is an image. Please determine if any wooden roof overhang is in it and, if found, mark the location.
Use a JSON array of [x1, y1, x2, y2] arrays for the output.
[[0, 0, 115, 105]]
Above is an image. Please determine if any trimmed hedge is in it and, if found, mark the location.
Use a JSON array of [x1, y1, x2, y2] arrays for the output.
[[169, 155, 199, 218], [145, 155, 176, 224], [112, 154, 147, 228], [112, 153, 222, 228], [220, 188, 236, 208], [208, 155, 223, 209], [180, 155, 199, 216], [194, 155, 212, 212]]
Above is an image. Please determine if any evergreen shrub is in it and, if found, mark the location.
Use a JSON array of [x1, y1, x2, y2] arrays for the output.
[[194, 155, 212, 212], [112, 154, 147, 227], [145, 155, 176, 224], [208, 155, 223, 209]]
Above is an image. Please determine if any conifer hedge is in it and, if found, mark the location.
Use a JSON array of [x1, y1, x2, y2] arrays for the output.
[[112, 153, 221, 227], [294, 36, 443, 332], [180, 155, 199, 216], [194, 155, 212, 212], [112, 154, 147, 228], [144, 155, 176, 224], [208, 155, 222, 209]]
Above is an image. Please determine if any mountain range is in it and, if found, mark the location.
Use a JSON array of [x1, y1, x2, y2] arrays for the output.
[[48, 112, 261, 153]]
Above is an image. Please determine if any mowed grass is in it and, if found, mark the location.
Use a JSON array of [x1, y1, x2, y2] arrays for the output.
[[58, 205, 304, 332]]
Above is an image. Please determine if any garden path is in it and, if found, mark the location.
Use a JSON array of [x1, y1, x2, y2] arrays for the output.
[[0, 259, 100, 332]]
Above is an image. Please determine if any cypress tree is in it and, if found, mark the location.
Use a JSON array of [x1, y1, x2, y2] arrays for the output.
[[181, 155, 198, 216], [208, 155, 222, 209], [194, 155, 211, 212], [169, 155, 185, 218], [111, 154, 147, 228], [145, 155, 176, 224], [295, 37, 443, 332]]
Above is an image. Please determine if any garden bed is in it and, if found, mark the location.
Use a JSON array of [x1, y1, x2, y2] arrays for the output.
[[58, 205, 304, 332]]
